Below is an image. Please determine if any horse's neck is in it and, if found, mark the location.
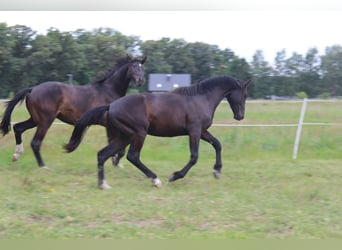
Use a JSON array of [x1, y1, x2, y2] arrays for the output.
[[203, 83, 236, 112], [204, 87, 227, 109], [104, 65, 130, 97]]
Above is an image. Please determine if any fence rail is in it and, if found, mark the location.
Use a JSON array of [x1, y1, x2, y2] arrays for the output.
[[212, 122, 339, 127], [3, 98, 341, 159]]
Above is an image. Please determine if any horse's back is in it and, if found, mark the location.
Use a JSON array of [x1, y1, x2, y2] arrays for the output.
[[29, 81, 96, 104], [28, 81, 69, 99], [26, 82, 90, 122]]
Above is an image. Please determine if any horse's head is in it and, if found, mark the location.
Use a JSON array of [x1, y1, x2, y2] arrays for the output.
[[127, 55, 147, 86], [226, 79, 251, 121]]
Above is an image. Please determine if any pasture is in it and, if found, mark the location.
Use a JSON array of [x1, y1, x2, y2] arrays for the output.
[[0, 99, 341, 239]]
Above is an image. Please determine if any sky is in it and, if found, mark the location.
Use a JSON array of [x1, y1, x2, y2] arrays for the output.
[[1, 10, 342, 63]]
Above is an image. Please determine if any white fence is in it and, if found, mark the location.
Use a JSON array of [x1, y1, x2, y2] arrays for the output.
[[3, 98, 341, 159], [211, 99, 341, 160]]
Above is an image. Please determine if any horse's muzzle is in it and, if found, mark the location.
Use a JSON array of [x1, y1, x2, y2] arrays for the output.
[[234, 115, 244, 121], [135, 77, 145, 86]]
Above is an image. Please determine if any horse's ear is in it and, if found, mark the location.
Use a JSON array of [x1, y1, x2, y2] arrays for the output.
[[126, 54, 132, 61], [141, 56, 147, 64], [243, 79, 252, 88]]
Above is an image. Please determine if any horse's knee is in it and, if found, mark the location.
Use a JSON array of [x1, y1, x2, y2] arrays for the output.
[[13, 122, 28, 136], [13, 122, 23, 132], [31, 139, 41, 152], [215, 141, 222, 151], [126, 152, 138, 164], [13, 123, 19, 133], [190, 153, 198, 165], [97, 152, 108, 166], [210, 138, 221, 151]]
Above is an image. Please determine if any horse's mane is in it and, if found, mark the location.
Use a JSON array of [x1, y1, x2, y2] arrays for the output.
[[172, 75, 239, 96], [91, 56, 131, 85]]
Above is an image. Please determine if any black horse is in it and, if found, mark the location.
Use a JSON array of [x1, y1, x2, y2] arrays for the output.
[[0, 55, 146, 167], [64, 75, 251, 189]]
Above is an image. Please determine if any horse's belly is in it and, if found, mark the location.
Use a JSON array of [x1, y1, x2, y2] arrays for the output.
[[147, 126, 187, 137]]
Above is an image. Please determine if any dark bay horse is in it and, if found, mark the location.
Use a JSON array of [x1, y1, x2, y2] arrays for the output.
[[0, 55, 146, 167], [64, 75, 251, 189]]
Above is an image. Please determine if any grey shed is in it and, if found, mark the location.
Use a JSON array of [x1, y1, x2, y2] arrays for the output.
[[148, 74, 191, 92]]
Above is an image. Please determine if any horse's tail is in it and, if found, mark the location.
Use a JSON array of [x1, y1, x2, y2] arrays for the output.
[[64, 105, 109, 153], [0, 88, 32, 136]]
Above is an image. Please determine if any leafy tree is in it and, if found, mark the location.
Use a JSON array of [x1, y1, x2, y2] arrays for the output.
[[211, 48, 236, 76], [0, 24, 36, 95], [2, 22, 342, 99], [298, 48, 322, 97], [228, 57, 251, 80], [273, 49, 288, 76], [140, 39, 173, 74], [272, 49, 297, 96], [162, 38, 196, 74], [76, 28, 136, 82], [73, 29, 115, 81], [0, 22, 15, 97], [185, 42, 215, 81], [321, 45, 342, 96], [250, 50, 274, 98], [27, 28, 83, 84]]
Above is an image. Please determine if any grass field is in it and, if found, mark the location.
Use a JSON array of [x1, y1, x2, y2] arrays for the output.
[[0, 99, 341, 239]]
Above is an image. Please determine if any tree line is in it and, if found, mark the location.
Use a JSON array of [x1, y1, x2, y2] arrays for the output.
[[1, 22, 342, 99]]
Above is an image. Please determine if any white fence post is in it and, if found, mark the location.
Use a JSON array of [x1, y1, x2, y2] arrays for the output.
[[292, 98, 308, 160]]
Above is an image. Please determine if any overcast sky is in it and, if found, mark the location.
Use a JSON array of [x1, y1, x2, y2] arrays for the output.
[[1, 10, 342, 63]]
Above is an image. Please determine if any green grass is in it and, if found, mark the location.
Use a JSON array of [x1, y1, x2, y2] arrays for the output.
[[0, 99, 341, 239]]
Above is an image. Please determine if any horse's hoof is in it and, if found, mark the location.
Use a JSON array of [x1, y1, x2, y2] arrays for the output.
[[168, 172, 181, 182], [112, 156, 124, 168], [213, 169, 221, 179], [12, 144, 24, 161], [114, 163, 124, 169], [169, 172, 179, 182], [12, 153, 20, 161], [168, 174, 175, 182], [152, 178, 162, 188], [99, 180, 112, 190]]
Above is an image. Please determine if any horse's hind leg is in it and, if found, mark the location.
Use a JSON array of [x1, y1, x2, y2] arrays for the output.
[[31, 123, 53, 168], [106, 127, 125, 168], [12, 118, 36, 161], [97, 139, 129, 189], [126, 136, 162, 188]]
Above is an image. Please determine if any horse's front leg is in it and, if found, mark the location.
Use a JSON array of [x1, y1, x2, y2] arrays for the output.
[[200, 130, 222, 179], [169, 133, 200, 182]]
